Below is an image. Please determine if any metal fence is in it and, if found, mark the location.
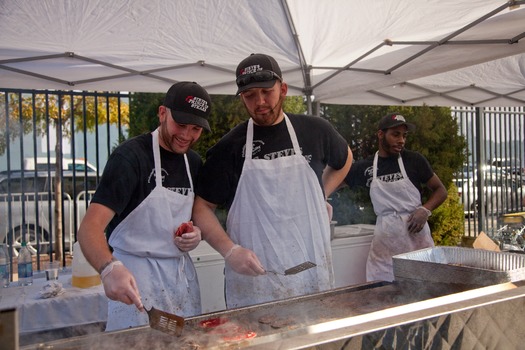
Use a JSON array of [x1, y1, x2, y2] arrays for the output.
[[0, 88, 129, 272], [452, 106, 525, 239]]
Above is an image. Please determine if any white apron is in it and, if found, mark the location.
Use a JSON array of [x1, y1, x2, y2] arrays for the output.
[[366, 152, 434, 282], [225, 115, 334, 309], [105, 129, 201, 331]]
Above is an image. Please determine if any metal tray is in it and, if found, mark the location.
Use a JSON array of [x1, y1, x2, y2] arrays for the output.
[[393, 246, 525, 285]]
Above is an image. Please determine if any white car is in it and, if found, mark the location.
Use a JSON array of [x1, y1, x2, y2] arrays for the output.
[[454, 174, 524, 216], [23, 157, 97, 173], [0, 170, 97, 254]]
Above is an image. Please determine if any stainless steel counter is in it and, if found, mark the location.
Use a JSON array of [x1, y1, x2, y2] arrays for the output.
[[20, 279, 525, 349]]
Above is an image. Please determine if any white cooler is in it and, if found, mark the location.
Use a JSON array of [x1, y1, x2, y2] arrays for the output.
[[330, 224, 374, 288], [189, 241, 226, 313]]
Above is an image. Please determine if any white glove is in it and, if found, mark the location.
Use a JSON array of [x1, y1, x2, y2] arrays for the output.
[[224, 244, 265, 276], [101, 261, 144, 311]]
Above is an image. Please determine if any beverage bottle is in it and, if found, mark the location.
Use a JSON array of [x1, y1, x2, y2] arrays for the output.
[[0, 244, 10, 287], [17, 242, 33, 286]]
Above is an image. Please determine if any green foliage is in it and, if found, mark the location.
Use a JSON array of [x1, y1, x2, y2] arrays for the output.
[[431, 182, 465, 246], [128, 93, 164, 137], [192, 95, 247, 159], [283, 96, 308, 115]]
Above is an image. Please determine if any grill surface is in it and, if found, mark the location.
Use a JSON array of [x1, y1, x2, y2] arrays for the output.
[[22, 280, 480, 349]]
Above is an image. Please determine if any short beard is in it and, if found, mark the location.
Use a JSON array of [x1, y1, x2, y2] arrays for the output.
[[245, 94, 284, 126], [159, 120, 188, 154], [381, 136, 401, 156]]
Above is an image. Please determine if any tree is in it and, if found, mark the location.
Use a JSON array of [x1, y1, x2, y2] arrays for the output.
[[0, 92, 128, 155]]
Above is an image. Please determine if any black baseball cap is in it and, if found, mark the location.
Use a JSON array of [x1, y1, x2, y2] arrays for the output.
[[163, 82, 212, 131], [235, 53, 282, 94], [378, 113, 415, 131]]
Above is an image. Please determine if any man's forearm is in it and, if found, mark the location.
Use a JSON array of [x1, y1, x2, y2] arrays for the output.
[[323, 147, 353, 198], [192, 197, 236, 257]]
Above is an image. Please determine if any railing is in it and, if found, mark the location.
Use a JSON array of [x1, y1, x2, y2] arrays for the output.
[[1, 88, 128, 274], [0, 190, 96, 281], [0, 192, 80, 255], [452, 106, 525, 237]]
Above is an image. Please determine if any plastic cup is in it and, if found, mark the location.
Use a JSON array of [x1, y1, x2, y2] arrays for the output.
[[44, 261, 60, 281]]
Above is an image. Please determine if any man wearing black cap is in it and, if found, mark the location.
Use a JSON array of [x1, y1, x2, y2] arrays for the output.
[[78, 82, 211, 330], [193, 53, 353, 308], [344, 113, 447, 282]]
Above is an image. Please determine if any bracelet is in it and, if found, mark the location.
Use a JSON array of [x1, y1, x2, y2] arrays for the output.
[[418, 206, 432, 217], [224, 244, 240, 260], [100, 260, 123, 281]]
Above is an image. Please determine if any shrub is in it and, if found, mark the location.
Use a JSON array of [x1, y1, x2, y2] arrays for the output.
[[430, 182, 465, 246]]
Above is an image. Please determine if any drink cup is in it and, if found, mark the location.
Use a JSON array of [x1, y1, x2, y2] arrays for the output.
[[44, 261, 60, 281]]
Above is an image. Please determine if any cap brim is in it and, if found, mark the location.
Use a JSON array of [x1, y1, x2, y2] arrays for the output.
[[236, 79, 277, 95], [378, 122, 416, 131], [171, 111, 210, 132], [405, 122, 416, 131]]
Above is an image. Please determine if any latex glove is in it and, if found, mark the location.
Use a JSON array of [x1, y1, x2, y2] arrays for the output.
[[224, 245, 265, 276], [174, 223, 202, 252], [407, 207, 430, 234], [101, 262, 144, 312]]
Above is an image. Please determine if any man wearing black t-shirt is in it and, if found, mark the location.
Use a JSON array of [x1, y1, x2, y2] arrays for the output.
[[78, 82, 211, 330], [344, 113, 447, 282], [193, 53, 353, 308]]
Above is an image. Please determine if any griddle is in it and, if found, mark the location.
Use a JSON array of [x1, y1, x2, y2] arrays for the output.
[[23, 280, 483, 349]]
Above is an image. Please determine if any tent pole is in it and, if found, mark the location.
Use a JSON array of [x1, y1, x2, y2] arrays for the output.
[[474, 107, 485, 235], [306, 95, 312, 115]]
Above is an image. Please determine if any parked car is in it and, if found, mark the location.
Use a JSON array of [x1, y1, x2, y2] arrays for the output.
[[453, 174, 524, 217], [23, 157, 97, 172], [0, 170, 98, 255]]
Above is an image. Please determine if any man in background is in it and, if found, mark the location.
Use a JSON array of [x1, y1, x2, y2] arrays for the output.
[[344, 113, 447, 282]]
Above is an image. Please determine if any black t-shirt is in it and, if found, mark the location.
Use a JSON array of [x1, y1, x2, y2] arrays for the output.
[[345, 150, 434, 194], [91, 133, 202, 237], [196, 114, 349, 208]]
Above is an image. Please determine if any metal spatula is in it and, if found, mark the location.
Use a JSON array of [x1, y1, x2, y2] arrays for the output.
[[146, 306, 184, 337], [266, 261, 317, 276]]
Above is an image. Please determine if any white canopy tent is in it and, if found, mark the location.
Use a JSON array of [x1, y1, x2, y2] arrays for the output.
[[1, 0, 525, 108]]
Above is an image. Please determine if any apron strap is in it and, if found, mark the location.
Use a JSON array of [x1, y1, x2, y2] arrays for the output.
[[183, 154, 193, 192], [372, 152, 408, 180], [283, 114, 302, 156], [152, 129, 163, 187], [245, 114, 301, 163], [246, 119, 254, 160]]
